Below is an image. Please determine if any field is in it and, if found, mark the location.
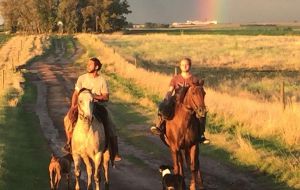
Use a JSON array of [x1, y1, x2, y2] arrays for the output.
[[125, 24, 300, 36], [77, 34, 299, 188]]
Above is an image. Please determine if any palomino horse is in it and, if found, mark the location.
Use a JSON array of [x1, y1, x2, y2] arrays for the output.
[[162, 85, 206, 190], [71, 88, 110, 190]]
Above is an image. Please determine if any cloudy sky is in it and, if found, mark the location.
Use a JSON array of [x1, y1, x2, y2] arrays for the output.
[[126, 0, 300, 24]]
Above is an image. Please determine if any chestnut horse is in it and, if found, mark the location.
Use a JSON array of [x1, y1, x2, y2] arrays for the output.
[[161, 85, 206, 190], [71, 89, 110, 190]]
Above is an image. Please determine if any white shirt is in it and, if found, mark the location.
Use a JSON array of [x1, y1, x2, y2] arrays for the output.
[[75, 73, 109, 95]]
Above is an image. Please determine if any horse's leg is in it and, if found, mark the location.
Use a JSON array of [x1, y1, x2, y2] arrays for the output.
[[73, 154, 82, 190], [49, 171, 54, 190], [170, 149, 179, 174], [103, 150, 110, 190], [93, 152, 102, 190], [82, 155, 93, 190], [189, 144, 204, 190], [56, 173, 61, 190], [178, 150, 184, 176], [67, 173, 70, 190]]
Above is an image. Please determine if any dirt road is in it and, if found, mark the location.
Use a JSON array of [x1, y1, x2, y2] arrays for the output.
[[25, 36, 278, 190]]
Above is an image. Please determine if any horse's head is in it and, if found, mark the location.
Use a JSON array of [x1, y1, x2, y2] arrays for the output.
[[77, 88, 94, 123], [183, 85, 207, 118]]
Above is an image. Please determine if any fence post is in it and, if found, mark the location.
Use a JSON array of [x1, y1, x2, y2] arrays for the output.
[[134, 57, 137, 67], [1, 70, 4, 89], [281, 81, 286, 111], [174, 67, 178, 76], [11, 57, 15, 72]]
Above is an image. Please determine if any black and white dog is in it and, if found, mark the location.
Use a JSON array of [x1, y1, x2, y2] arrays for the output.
[[159, 165, 184, 190]]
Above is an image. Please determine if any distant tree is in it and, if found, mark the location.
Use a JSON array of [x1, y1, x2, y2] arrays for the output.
[[34, 0, 58, 33], [57, 0, 80, 33], [108, 0, 131, 31], [97, 0, 112, 33], [0, 0, 19, 32], [0, 0, 131, 33]]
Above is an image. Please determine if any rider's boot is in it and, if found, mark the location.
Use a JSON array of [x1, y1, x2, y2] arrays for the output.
[[150, 115, 164, 135], [199, 134, 210, 144], [198, 116, 210, 144]]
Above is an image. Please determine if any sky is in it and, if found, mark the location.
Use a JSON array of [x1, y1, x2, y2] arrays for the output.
[[126, 0, 300, 24]]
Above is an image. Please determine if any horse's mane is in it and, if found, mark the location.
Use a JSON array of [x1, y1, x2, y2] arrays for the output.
[[78, 88, 92, 95]]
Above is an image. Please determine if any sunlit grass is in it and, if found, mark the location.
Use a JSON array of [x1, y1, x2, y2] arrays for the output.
[[100, 34, 300, 103]]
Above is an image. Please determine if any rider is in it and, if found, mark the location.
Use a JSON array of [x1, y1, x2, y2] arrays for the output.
[[65, 57, 122, 161], [150, 58, 210, 144]]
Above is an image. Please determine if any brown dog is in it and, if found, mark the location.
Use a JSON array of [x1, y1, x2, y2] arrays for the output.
[[49, 153, 73, 190]]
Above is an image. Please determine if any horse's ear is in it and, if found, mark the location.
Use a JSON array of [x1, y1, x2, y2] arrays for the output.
[[78, 88, 92, 95], [199, 79, 204, 86]]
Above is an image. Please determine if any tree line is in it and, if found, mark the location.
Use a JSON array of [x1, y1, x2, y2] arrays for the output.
[[0, 0, 131, 34]]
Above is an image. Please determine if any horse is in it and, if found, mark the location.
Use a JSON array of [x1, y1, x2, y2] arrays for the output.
[[161, 84, 206, 190], [71, 88, 110, 190]]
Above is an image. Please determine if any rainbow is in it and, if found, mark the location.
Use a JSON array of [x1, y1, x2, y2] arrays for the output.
[[197, 0, 227, 23]]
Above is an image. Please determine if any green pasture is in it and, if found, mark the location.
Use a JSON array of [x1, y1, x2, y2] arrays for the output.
[[0, 83, 49, 190], [0, 34, 11, 46], [125, 25, 300, 36]]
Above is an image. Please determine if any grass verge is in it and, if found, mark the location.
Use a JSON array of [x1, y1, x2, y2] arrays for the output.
[[0, 82, 49, 189]]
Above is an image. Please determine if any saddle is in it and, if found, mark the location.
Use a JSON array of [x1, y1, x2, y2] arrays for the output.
[[158, 86, 189, 120]]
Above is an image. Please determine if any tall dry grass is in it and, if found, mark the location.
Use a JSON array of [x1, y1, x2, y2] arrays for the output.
[[0, 35, 49, 103], [100, 34, 300, 70], [101, 34, 300, 103]]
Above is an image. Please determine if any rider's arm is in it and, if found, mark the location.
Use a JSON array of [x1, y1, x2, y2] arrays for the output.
[[71, 90, 79, 108], [93, 93, 109, 102], [164, 86, 174, 100]]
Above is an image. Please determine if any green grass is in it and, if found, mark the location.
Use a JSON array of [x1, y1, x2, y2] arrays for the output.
[[124, 25, 300, 36], [0, 82, 50, 189], [0, 34, 12, 47]]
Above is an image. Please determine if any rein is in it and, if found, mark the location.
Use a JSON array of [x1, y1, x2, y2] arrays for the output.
[[182, 86, 206, 118], [77, 88, 94, 124]]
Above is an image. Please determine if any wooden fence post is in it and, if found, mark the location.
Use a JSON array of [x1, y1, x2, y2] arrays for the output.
[[281, 81, 286, 111], [174, 67, 178, 76], [11, 57, 15, 72], [1, 70, 4, 89], [134, 57, 137, 67]]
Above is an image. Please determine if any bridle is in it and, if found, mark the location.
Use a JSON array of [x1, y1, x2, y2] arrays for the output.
[[182, 86, 207, 118], [77, 88, 94, 124]]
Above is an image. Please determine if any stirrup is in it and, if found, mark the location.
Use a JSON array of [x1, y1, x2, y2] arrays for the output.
[[114, 154, 122, 162], [199, 136, 210, 144], [150, 126, 162, 136]]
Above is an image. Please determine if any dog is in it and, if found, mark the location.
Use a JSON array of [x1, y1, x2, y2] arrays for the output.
[[159, 165, 184, 190], [49, 153, 73, 190]]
